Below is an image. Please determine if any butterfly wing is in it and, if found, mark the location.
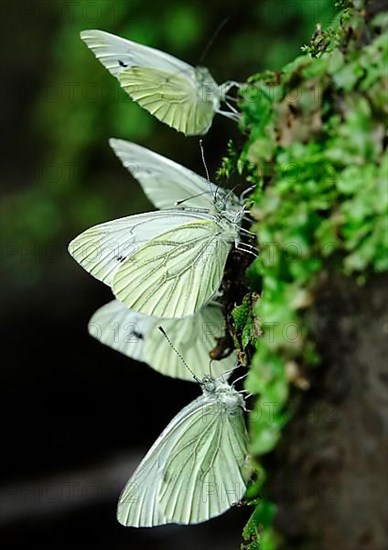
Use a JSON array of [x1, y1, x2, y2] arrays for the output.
[[117, 395, 206, 527], [109, 139, 218, 209], [112, 218, 236, 318], [88, 300, 154, 362], [80, 30, 217, 135], [117, 391, 248, 526], [80, 29, 193, 78], [159, 395, 249, 524], [145, 303, 236, 380], [117, 452, 166, 527], [119, 66, 217, 135], [68, 210, 207, 286]]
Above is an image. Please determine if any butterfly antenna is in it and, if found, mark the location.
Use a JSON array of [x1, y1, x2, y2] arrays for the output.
[[158, 326, 201, 383], [199, 139, 215, 202], [174, 191, 207, 206], [199, 18, 229, 64], [199, 139, 210, 183]]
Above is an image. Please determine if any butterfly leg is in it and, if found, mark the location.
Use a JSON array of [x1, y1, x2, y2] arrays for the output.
[[218, 110, 241, 122], [235, 242, 258, 257], [240, 185, 256, 201], [239, 227, 256, 237], [222, 80, 241, 95], [224, 99, 239, 115]]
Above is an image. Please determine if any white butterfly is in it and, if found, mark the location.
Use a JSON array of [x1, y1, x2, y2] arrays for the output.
[[88, 300, 236, 381], [80, 30, 239, 136], [69, 140, 249, 318], [117, 376, 249, 526]]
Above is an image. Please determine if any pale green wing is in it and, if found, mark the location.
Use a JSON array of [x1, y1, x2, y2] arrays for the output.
[[117, 387, 248, 526], [117, 394, 207, 527], [88, 300, 236, 381], [159, 396, 249, 524], [80, 30, 228, 135], [119, 66, 217, 135], [112, 219, 236, 318], [109, 139, 219, 209], [68, 210, 207, 286], [88, 300, 153, 362], [145, 303, 236, 380], [80, 29, 194, 78], [117, 447, 166, 527]]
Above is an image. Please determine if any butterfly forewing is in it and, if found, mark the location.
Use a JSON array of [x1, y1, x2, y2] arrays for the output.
[[117, 395, 205, 527], [80, 29, 193, 78], [88, 300, 153, 362], [109, 139, 219, 210], [68, 210, 211, 286], [88, 300, 236, 381]]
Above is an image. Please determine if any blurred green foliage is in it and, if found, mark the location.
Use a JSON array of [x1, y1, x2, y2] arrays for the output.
[[224, 1, 387, 546], [2, 0, 336, 290]]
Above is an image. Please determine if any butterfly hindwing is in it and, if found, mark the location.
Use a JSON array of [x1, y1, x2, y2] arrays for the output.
[[112, 219, 235, 318], [119, 66, 217, 135], [160, 398, 248, 524]]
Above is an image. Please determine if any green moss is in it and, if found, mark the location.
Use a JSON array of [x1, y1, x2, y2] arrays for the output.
[[228, 2, 388, 547], [241, 500, 278, 550]]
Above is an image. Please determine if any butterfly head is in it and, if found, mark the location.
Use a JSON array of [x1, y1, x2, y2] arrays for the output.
[[200, 375, 217, 395], [213, 197, 246, 236]]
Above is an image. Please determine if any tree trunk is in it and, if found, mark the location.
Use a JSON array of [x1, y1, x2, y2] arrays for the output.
[[268, 273, 388, 548]]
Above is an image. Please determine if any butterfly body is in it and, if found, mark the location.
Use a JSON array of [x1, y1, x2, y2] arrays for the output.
[[194, 65, 221, 105], [211, 379, 246, 412]]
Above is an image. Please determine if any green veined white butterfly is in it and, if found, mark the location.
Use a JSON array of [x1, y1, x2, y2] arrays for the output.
[[88, 300, 236, 381], [69, 140, 250, 318], [117, 376, 249, 526], [80, 30, 239, 136]]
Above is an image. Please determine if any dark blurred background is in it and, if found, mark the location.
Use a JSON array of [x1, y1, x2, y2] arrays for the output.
[[1, 1, 336, 547]]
